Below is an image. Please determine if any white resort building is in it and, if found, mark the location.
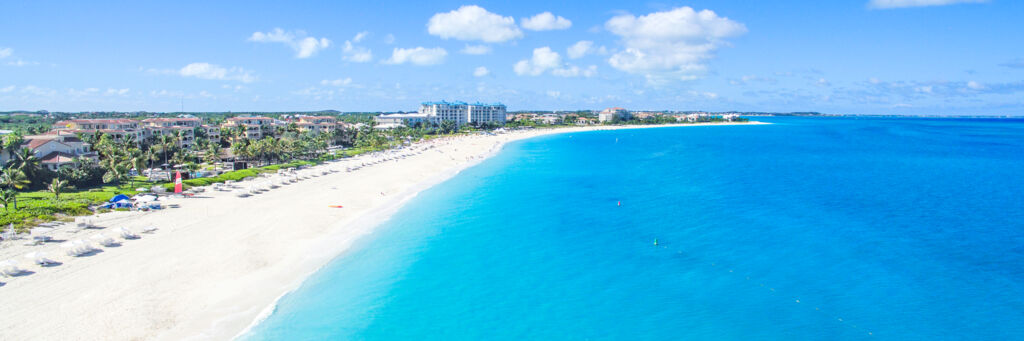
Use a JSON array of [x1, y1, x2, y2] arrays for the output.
[[375, 101, 507, 128]]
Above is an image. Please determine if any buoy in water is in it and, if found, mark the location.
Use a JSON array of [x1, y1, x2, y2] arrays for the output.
[[653, 238, 659, 246], [617, 201, 621, 206]]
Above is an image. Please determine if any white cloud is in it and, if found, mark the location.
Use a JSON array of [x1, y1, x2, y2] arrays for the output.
[[384, 47, 447, 66], [352, 31, 369, 43], [567, 40, 593, 59], [552, 65, 598, 78], [342, 41, 373, 63], [321, 78, 353, 87], [514, 47, 562, 76], [384, 34, 396, 44], [461, 44, 492, 55], [816, 78, 831, 87], [605, 7, 746, 83], [513, 47, 596, 78], [0, 85, 14, 93], [521, 12, 572, 31], [546, 90, 561, 98], [248, 28, 331, 58], [105, 88, 130, 96], [868, 0, 988, 9], [966, 80, 985, 90], [6, 59, 39, 67], [473, 66, 490, 77], [0, 48, 11, 59], [178, 62, 257, 83], [427, 5, 523, 43]]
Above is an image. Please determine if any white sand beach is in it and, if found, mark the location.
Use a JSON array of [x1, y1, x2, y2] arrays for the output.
[[0, 122, 762, 340]]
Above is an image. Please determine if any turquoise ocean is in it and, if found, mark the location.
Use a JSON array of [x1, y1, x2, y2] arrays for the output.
[[244, 117, 1024, 340]]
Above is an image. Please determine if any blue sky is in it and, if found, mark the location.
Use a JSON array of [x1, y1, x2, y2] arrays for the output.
[[1, 0, 1022, 115]]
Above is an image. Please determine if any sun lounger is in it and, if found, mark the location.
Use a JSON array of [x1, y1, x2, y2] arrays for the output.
[[118, 227, 140, 240], [61, 240, 96, 256], [91, 234, 118, 247], [0, 260, 28, 276], [24, 252, 58, 266]]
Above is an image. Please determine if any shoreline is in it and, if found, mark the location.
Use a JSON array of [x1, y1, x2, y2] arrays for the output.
[[0, 122, 764, 340]]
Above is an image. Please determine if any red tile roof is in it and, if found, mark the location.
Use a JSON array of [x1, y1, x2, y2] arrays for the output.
[[39, 151, 78, 164]]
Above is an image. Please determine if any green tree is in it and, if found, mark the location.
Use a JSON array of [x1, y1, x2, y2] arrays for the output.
[[0, 189, 15, 212], [47, 177, 73, 202], [0, 169, 29, 210], [9, 148, 42, 185]]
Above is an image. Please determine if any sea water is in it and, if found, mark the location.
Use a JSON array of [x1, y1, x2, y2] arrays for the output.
[[244, 117, 1024, 340]]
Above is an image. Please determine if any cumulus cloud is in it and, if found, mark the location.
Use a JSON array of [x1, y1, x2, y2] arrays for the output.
[[474, 66, 490, 77], [178, 62, 257, 83], [427, 5, 523, 43], [868, 0, 988, 9], [513, 47, 596, 77], [105, 88, 130, 96], [0, 48, 11, 59], [352, 31, 369, 43], [321, 78, 353, 87], [552, 65, 598, 77], [521, 12, 572, 31], [342, 41, 373, 63], [605, 7, 746, 83], [248, 28, 331, 58], [384, 47, 447, 65], [567, 41, 594, 59], [461, 44, 493, 55]]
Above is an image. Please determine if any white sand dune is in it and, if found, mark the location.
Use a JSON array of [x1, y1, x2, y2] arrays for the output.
[[0, 123, 761, 340]]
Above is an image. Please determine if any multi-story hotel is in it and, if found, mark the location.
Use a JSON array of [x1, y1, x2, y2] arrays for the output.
[[294, 115, 343, 135], [141, 117, 201, 148], [419, 101, 507, 126], [221, 116, 278, 140], [374, 101, 506, 128], [51, 118, 145, 143]]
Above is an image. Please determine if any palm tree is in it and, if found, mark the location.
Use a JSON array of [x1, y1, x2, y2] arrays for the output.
[[158, 134, 175, 166], [144, 148, 158, 170], [9, 148, 42, 184], [0, 169, 29, 210], [1, 132, 24, 162], [130, 151, 147, 189], [47, 178, 73, 203], [0, 189, 15, 212], [204, 144, 220, 165], [100, 155, 128, 185]]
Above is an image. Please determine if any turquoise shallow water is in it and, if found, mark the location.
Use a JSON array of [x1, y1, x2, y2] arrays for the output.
[[244, 117, 1024, 340]]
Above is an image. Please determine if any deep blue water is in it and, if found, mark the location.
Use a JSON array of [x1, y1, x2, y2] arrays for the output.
[[244, 117, 1024, 340]]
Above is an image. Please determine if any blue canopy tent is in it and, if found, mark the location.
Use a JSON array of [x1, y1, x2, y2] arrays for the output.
[[100, 194, 133, 209]]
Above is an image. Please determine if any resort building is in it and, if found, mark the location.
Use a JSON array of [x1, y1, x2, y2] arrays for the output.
[[202, 124, 221, 141], [374, 113, 430, 128], [418, 101, 507, 126], [539, 114, 562, 125], [50, 118, 145, 144], [20, 133, 99, 170], [221, 116, 278, 140], [294, 115, 343, 135], [598, 107, 632, 123], [141, 117, 200, 148]]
